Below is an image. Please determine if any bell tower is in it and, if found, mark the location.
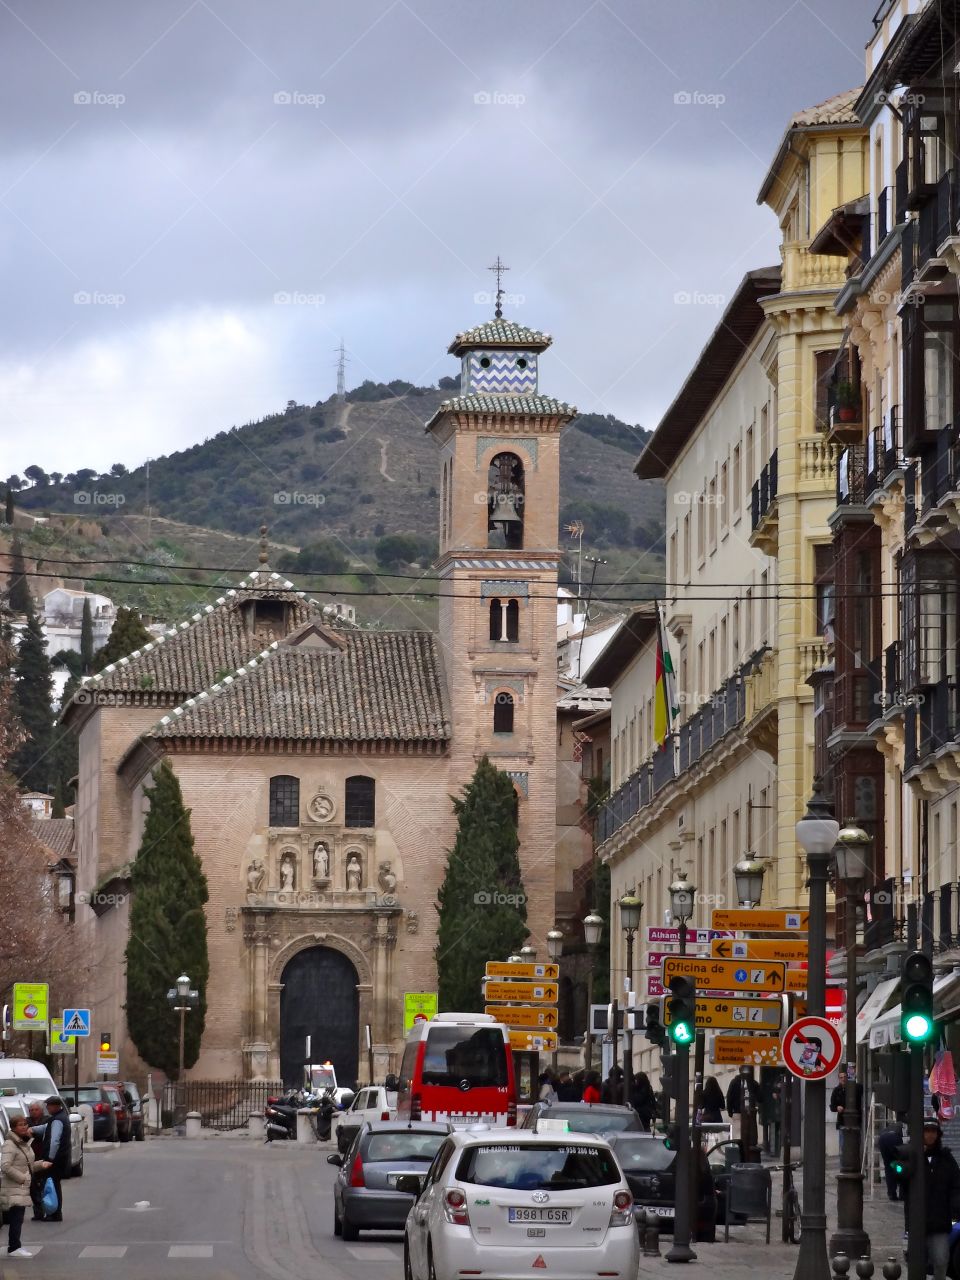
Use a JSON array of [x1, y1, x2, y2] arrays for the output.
[[427, 310, 576, 950]]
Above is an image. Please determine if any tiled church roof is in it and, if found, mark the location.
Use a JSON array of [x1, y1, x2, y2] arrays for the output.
[[31, 817, 75, 859], [150, 630, 451, 744], [427, 394, 577, 432], [448, 319, 552, 355]]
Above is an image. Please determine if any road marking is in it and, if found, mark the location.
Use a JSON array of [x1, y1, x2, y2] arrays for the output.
[[168, 1245, 214, 1258], [79, 1245, 128, 1258], [346, 1245, 399, 1260]]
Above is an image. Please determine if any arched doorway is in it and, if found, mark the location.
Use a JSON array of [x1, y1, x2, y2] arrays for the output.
[[279, 946, 359, 1088]]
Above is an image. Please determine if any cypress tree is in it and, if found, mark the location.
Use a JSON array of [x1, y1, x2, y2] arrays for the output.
[[9, 599, 55, 793], [125, 760, 209, 1077], [79, 597, 94, 673], [435, 756, 527, 1012], [93, 607, 151, 672], [6, 535, 31, 615], [51, 775, 66, 819]]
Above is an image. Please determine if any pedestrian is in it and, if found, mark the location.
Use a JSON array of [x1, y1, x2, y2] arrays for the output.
[[701, 1076, 725, 1124], [830, 1068, 864, 1160], [582, 1071, 602, 1104], [908, 1118, 960, 1280], [1, 1114, 37, 1258], [27, 1100, 47, 1221], [555, 1070, 579, 1102], [37, 1095, 71, 1222], [877, 1117, 905, 1202], [601, 1066, 623, 1104], [538, 1070, 558, 1104], [630, 1072, 657, 1132]]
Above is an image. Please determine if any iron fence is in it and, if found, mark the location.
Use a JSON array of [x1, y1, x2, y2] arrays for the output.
[[168, 1079, 283, 1130]]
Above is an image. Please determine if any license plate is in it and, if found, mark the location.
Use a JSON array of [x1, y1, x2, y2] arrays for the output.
[[509, 1207, 572, 1224], [652, 1207, 673, 1218]]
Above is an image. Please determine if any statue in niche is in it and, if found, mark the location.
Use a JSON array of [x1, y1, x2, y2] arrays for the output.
[[280, 853, 296, 891], [378, 862, 397, 895], [346, 855, 362, 893], [313, 841, 330, 880], [246, 859, 265, 894]]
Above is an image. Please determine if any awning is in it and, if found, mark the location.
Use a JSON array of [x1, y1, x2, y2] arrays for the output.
[[855, 976, 899, 1046], [869, 973, 960, 1049]]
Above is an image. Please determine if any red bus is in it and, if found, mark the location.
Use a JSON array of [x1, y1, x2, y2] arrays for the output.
[[395, 1013, 517, 1127]]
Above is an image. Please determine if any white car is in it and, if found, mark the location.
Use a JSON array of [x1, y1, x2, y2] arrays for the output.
[[401, 1128, 639, 1280], [336, 1085, 398, 1153]]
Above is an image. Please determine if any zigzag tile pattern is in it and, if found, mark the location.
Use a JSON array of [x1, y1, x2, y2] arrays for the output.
[[466, 350, 538, 394]]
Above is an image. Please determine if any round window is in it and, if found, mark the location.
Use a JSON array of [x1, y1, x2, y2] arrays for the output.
[[516, 357, 527, 370], [480, 356, 491, 369]]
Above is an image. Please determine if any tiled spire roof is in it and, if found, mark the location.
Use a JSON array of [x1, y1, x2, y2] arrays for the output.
[[448, 319, 552, 356]]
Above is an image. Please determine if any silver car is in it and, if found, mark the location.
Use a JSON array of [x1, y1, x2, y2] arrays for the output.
[[328, 1121, 450, 1241]]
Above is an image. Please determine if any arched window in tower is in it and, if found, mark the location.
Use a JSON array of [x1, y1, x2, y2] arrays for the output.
[[344, 775, 376, 828], [505, 599, 519, 642], [487, 452, 524, 550], [489, 598, 520, 642], [269, 775, 300, 827], [493, 691, 515, 735], [489, 598, 501, 641]]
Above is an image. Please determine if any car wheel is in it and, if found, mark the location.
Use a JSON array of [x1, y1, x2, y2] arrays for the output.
[[404, 1240, 415, 1280], [333, 1204, 342, 1238], [428, 1241, 439, 1280], [73, 1154, 84, 1178], [135, 1126, 144, 1143], [341, 1214, 359, 1243]]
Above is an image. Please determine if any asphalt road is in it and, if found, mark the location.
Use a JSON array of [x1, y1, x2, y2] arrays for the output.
[[1, 1137, 404, 1280]]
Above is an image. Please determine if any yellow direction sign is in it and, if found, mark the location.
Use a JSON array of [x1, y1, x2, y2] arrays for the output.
[[485, 962, 560, 980], [785, 972, 807, 994], [484, 981, 558, 1004], [663, 996, 783, 1031], [712, 1035, 783, 1067], [485, 1005, 559, 1029], [662, 955, 786, 993], [712, 938, 809, 963], [710, 908, 809, 933], [508, 1030, 559, 1053], [12, 983, 49, 1032]]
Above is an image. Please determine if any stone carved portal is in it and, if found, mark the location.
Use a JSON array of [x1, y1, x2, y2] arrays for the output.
[[279, 946, 359, 1087]]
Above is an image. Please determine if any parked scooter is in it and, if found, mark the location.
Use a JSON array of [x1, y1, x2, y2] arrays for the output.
[[264, 1093, 300, 1141]]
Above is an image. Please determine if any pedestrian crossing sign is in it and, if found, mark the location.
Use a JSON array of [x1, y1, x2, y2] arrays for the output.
[[62, 1008, 91, 1037]]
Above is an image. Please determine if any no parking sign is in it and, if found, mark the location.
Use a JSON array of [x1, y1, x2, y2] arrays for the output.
[[782, 1015, 843, 1080]]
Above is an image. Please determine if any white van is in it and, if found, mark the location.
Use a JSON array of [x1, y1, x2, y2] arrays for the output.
[[0, 1059, 85, 1177]]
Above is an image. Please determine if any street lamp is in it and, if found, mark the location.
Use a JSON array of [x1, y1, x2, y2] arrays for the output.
[[793, 781, 840, 1280], [618, 893, 642, 1105], [669, 875, 696, 955], [734, 856, 766, 909], [166, 973, 198, 1123], [520, 944, 537, 961], [583, 911, 603, 1074], [546, 928, 564, 962], [829, 820, 871, 1262]]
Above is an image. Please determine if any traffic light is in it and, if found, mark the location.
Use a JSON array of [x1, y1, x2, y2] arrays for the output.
[[890, 1143, 912, 1180], [645, 1001, 666, 1046], [874, 1052, 910, 1112], [99, 1032, 112, 1053], [901, 951, 935, 1044], [667, 976, 696, 1046]]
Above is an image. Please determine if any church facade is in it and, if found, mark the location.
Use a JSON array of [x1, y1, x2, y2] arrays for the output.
[[66, 315, 575, 1084]]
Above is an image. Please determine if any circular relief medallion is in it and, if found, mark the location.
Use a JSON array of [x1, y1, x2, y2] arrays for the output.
[[308, 792, 336, 823]]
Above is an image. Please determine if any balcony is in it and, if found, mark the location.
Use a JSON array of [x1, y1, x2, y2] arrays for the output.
[[799, 435, 841, 487], [909, 425, 960, 544], [749, 449, 778, 554], [781, 243, 846, 293], [877, 185, 893, 245], [904, 675, 960, 795], [837, 443, 867, 506]]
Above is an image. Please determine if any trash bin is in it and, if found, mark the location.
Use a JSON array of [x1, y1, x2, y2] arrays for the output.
[[724, 1164, 772, 1243]]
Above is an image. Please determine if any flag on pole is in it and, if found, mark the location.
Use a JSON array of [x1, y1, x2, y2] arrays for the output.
[[653, 602, 678, 747]]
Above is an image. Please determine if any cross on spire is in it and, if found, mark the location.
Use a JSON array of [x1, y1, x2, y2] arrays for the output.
[[488, 256, 510, 318]]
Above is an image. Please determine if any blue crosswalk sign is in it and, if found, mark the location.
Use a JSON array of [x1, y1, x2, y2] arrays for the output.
[[62, 1008, 90, 1037]]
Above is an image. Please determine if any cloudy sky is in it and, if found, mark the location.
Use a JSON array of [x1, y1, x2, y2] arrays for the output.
[[2, 0, 869, 476]]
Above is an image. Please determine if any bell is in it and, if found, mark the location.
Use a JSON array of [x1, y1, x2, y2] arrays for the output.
[[491, 492, 523, 530]]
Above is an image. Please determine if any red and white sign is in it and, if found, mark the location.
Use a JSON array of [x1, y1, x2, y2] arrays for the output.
[[648, 975, 666, 997], [647, 927, 732, 945], [782, 1016, 843, 1081]]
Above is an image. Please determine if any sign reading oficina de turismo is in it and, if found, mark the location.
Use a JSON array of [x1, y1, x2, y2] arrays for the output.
[[781, 1015, 843, 1081]]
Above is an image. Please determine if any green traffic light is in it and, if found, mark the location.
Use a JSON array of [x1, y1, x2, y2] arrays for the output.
[[671, 1022, 694, 1045], [904, 1011, 933, 1042], [892, 1160, 906, 1175]]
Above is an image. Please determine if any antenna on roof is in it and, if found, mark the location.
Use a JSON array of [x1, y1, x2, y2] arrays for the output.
[[488, 256, 510, 319]]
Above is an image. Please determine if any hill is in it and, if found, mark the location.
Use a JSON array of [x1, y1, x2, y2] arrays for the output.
[[9, 385, 664, 623]]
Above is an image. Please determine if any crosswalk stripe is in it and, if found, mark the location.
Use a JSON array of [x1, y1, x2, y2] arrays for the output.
[[168, 1245, 214, 1258], [345, 1245, 400, 1260], [79, 1245, 127, 1258]]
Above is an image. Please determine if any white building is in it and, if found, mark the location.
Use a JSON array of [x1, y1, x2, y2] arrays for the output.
[[42, 589, 116, 657]]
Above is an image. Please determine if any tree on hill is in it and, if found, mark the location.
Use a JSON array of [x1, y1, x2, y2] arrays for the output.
[[277, 540, 349, 576], [9, 600, 55, 794], [4, 489, 12, 525], [6, 536, 32, 615], [92, 607, 151, 672], [375, 534, 436, 572], [125, 760, 209, 1077], [80, 598, 94, 673], [435, 757, 527, 1011], [23, 465, 48, 488]]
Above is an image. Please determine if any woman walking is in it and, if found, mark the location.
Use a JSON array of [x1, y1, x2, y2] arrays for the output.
[[1, 1114, 37, 1258], [701, 1076, 725, 1124]]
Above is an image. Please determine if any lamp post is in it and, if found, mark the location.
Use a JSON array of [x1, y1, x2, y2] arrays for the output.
[[166, 973, 198, 1124], [546, 929, 563, 962], [670, 875, 696, 956], [733, 856, 766, 1163], [520, 944, 538, 962], [668, 873, 698, 1265], [583, 911, 603, 1073], [618, 894, 642, 1105], [792, 782, 840, 1280], [829, 820, 871, 1261], [734, 856, 766, 910]]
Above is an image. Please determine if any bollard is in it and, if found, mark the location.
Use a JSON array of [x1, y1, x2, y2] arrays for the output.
[[248, 1112, 265, 1142], [882, 1257, 902, 1280], [833, 1253, 852, 1279], [296, 1108, 315, 1143], [643, 1210, 661, 1257], [185, 1111, 202, 1139], [856, 1258, 875, 1280]]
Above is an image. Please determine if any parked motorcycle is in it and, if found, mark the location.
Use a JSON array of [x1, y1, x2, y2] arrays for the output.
[[264, 1093, 299, 1141]]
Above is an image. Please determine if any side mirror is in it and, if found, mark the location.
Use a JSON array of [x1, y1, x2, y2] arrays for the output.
[[394, 1173, 425, 1197], [326, 1153, 343, 1167], [384, 1074, 399, 1091]]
